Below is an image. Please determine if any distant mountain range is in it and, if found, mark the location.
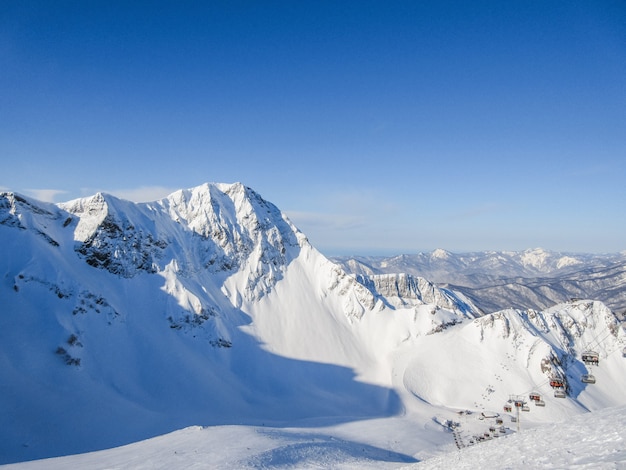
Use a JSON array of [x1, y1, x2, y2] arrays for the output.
[[332, 248, 626, 316], [1, 184, 625, 465]]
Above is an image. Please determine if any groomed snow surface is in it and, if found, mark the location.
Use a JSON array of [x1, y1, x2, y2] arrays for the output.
[[5, 406, 625, 469]]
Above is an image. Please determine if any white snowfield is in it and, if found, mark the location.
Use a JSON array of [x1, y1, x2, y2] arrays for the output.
[[1, 183, 625, 468], [5, 406, 625, 469], [410, 405, 626, 470]]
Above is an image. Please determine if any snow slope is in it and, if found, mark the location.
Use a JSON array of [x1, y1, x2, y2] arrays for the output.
[[0, 185, 398, 463], [5, 406, 625, 469], [1, 184, 625, 466], [410, 405, 626, 470]]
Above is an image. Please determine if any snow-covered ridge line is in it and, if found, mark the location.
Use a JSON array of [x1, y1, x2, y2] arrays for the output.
[[53, 183, 303, 281], [355, 272, 482, 317], [1, 183, 625, 467], [2, 183, 402, 460], [334, 249, 626, 315]]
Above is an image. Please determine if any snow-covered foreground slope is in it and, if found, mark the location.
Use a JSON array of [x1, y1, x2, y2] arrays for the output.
[[1, 183, 625, 467], [5, 406, 625, 469], [411, 405, 626, 470]]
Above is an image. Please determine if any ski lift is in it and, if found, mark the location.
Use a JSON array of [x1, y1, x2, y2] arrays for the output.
[[529, 392, 541, 402], [581, 351, 599, 366], [581, 374, 596, 384], [554, 388, 566, 398], [535, 400, 546, 407], [503, 404, 512, 413], [522, 404, 530, 412], [550, 377, 565, 388]]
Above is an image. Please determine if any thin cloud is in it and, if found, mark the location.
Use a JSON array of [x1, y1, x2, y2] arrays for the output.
[[23, 189, 68, 203], [105, 186, 177, 203], [285, 211, 366, 231]]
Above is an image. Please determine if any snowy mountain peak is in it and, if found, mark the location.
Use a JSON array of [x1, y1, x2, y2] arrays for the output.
[[1, 191, 60, 227], [555, 255, 583, 269], [161, 182, 303, 246], [520, 247, 551, 269], [156, 182, 310, 300], [2, 183, 625, 466], [59, 192, 118, 241], [431, 248, 451, 259], [53, 183, 309, 285]]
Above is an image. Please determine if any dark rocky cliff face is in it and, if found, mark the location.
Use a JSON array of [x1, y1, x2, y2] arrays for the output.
[[76, 214, 167, 277]]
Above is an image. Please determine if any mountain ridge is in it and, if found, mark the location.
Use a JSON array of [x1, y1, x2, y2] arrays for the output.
[[333, 249, 626, 315], [1, 183, 625, 465]]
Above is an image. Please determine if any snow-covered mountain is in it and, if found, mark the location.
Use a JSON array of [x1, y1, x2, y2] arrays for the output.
[[333, 249, 626, 315], [1, 183, 625, 467]]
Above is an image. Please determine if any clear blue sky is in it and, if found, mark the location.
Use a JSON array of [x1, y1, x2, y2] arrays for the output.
[[2, 1, 625, 255]]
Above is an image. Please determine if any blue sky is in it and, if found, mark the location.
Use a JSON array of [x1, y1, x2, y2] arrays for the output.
[[1, 1, 625, 255]]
